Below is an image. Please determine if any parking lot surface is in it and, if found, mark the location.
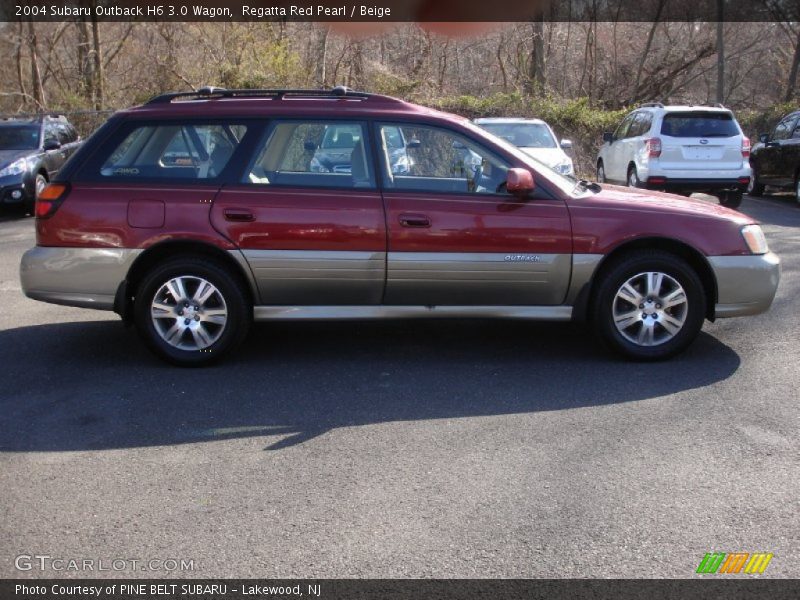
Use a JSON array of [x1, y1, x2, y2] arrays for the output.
[[1, 195, 798, 578]]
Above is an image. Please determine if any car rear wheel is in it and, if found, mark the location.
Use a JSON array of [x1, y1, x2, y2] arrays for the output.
[[627, 166, 640, 188], [134, 257, 251, 366], [596, 161, 606, 183], [717, 191, 743, 209], [747, 170, 765, 197], [592, 251, 706, 361]]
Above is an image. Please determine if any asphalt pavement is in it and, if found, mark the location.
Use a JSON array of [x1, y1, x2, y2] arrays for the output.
[[0, 194, 798, 578]]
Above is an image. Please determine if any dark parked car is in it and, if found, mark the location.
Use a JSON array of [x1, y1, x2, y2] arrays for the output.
[[748, 109, 800, 202], [0, 114, 82, 214], [20, 87, 779, 366]]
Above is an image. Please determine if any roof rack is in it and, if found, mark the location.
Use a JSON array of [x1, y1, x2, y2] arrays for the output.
[[0, 113, 67, 122], [639, 102, 664, 108], [145, 85, 398, 105]]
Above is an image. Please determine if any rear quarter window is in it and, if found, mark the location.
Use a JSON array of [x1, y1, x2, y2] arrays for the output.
[[660, 112, 740, 138], [99, 122, 248, 180]]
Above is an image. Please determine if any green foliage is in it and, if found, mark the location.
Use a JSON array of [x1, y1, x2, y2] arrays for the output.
[[737, 102, 798, 138]]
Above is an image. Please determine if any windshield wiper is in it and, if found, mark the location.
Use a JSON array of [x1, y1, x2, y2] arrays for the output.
[[572, 179, 602, 194]]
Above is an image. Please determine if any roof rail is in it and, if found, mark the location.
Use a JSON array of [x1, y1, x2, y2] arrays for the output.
[[639, 102, 664, 108], [713, 103, 726, 108], [145, 85, 400, 105], [0, 113, 67, 121]]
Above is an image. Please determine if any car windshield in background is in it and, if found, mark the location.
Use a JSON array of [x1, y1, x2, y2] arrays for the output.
[[0, 125, 40, 150], [480, 123, 557, 148], [660, 112, 739, 138]]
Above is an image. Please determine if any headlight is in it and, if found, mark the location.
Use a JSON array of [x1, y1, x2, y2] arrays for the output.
[[741, 224, 768, 255], [0, 157, 31, 178]]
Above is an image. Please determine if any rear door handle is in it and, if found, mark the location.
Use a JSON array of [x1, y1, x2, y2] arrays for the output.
[[224, 208, 255, 222], [399, 213, 431, 228]]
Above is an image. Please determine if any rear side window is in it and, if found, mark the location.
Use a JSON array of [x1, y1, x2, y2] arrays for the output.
[[246, 121, 375, 189], [660, 112, 739, 138], [628, 112, 653, 137], [101, 123, 248, 180]]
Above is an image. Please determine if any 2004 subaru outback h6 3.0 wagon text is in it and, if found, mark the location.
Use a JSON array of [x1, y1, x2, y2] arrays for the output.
[[20, 87, 780, 366]]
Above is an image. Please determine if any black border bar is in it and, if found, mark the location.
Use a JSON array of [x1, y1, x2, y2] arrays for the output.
[[2, 0, 799, 22], [4, 579, 800, 600]]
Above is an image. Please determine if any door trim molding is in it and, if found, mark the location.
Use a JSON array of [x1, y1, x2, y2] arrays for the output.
[[253, 305, 572, 321]]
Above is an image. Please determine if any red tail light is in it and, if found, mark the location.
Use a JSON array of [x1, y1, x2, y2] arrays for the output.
[[646, 137, 662, 158], [742, 136, 751, 159], [35, 183, 69, 219]]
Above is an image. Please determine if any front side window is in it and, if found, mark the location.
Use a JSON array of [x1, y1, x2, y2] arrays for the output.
[[772, 117, 798, 141], [378, 124, 510, 195], [101, 123, 247, 180], [247, 121, 374, 188]]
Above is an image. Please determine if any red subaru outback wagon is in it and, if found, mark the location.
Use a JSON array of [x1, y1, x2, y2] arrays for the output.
[[20, 87, 780, 366]]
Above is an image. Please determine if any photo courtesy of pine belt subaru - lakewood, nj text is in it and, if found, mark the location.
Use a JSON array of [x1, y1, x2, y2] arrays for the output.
[[20, 87, 780, 366]]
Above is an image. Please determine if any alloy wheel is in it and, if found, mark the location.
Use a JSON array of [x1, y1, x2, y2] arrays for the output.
[[612, 271, 688, 347], [150, 276, 228, 350]]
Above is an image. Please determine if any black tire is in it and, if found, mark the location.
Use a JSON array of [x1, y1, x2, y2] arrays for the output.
[[795, 174, 800, 205], [25, 173, 48, 216], [596, 160, 606, 183], [134, 257, 251, 366], [592, 250, 706, 361], [718, 191, 743, 209], [748, 170, 765, 197], [627, 165, 641, 188]]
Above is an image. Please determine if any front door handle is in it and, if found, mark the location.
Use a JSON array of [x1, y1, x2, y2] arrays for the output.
[[399, 213, 431, 228], [224, 208, 255, 222]]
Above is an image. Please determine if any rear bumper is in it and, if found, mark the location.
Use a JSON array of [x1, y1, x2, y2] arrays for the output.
[[644, 178, 749, 193], [709, 252, 780, 318], [20, 246, 141, 310]]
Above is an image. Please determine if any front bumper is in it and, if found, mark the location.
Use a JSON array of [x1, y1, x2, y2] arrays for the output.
[[709, 252, 780, 318], [20, 246, 142, 310], [0, 173, 34, 204]]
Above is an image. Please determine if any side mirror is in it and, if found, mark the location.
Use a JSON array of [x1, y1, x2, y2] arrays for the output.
[[560, 139, 573, 150], [406, 139, 421, 149], [43, 139, 61, 151], [758, 133, 769, 144], [602, 132, 615, 144], [303, 140, 317, 152], [506, 168, 534, 195]]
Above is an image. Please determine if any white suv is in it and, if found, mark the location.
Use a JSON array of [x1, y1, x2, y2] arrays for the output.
[[596, 104, 751, 208]]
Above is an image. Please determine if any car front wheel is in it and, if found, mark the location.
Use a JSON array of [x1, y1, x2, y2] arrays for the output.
[[592, 251, 706, 360], [747, 171, 765, 197], [134, 257, 251, 366]]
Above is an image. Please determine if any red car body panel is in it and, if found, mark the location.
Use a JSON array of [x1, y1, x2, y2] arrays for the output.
[[211, 186, 385, 252], [36, 183, 235, 250]]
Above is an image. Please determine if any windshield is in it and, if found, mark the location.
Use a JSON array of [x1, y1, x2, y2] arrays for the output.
[[0, 125, 40, 150], [661, 112, 739, 138], [464, 121, 588, 197], [478, 122, 557, 149]]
